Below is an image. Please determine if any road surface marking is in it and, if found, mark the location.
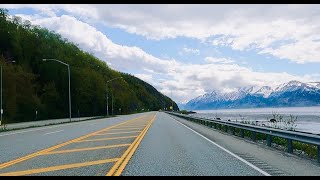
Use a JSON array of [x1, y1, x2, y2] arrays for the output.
[[77, 136, 138, 142], [115, 125, 146, 129], [44, 144, 131, 155], [109, 127, 142, 131], [107, 114, 156, 176], [43, 130, 64, 136], [0, 125, 69, 137], [0, 158, 119, 176], [113, 115, 156, 176], [120, 123, 148, 127], [0, 116, 125, 137], [95, 131, 141, 136], [169, 116, 271, 176], [0, 115, 146, 170]]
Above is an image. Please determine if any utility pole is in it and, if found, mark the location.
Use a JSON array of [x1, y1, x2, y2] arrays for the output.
[[112, 91, 114, 116], [171, 88, 173, 111], [106, 84, 109, 116], [1, 66, 2, 125]]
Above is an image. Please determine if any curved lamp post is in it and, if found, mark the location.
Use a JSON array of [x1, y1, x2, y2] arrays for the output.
[[106, 77, 123, 116], [43, 59, 71, 122]]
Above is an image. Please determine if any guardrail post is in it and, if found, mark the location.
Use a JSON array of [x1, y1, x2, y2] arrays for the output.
[[287, 139, 293, 153], [240, 129, 244, 138], [267, 135, 272, 147], [214, 123, 217, 129], [252, 131, 256, 142], [232, 127, 235, 135], [210, 122, 213, 128]]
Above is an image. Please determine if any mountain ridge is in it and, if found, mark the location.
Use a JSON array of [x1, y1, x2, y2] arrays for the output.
[[185, 80, 320, 110]]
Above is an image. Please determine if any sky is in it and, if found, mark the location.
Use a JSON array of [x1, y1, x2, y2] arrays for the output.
[[1, 4, 320, 104]]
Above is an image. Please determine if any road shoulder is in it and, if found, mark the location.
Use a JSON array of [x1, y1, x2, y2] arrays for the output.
[[169, 114, 320, 176]]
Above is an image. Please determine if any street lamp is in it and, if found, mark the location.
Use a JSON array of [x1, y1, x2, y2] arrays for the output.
[[111, 91, 114, 116], [106, 77, 123, 117], [171, 88, 174, 112], [43, 59, 71, 122], [1, 61, 15, 126]]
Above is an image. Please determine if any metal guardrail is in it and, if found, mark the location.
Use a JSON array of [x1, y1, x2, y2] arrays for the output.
[[166, 111, 320, 164]]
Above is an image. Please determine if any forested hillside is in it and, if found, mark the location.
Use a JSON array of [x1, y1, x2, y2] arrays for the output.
[[0, 8, 178, 123]]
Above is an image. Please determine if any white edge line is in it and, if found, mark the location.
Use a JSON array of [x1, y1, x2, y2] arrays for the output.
[[43, 130, 64, 136], [0, 116, 124, 137], [0, 124, 68, 137], [169, 115, 271, 176]]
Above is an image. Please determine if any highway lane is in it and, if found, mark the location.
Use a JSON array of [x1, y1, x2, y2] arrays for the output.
[[0, 112, 156, 176], [0, 112, 152, 164], [160, 113, 320, 176], [0, 111, 274, 176], [122, 112, 267, 176]]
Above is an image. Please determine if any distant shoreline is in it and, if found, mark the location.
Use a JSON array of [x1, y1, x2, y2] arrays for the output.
[[191, 105, 320, 112]]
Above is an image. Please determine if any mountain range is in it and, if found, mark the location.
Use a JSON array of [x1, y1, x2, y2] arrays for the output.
[[184, 80, 320, 110]]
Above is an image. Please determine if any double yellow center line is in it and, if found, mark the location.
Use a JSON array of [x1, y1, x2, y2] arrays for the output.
[[106, 114, 156, 176], [0, 114, 156, 176]]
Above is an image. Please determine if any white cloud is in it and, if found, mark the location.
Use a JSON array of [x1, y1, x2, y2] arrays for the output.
[[179, 47, 200, 55], [9, 10, 319, 104], [259, 40, 320, 64], [3, 4, 320, 63], [134, 74, 153, 83], [204, 57, 234, 64], [16, 14, 176, 74]]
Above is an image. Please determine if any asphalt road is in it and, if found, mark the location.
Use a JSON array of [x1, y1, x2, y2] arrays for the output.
[[1, 111, 307, 176], [0, 113, 149, 164], [158, 113, 320, 176], [122, 112, 266, 176], [0, 112, 156, 176], [3, 116, 102, 130]]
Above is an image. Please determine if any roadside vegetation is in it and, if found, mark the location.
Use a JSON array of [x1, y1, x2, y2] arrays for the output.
[[0, 8, 178, 126]]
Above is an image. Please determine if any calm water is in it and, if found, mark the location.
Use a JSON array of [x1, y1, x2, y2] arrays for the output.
[[193, 106, 320, 134]]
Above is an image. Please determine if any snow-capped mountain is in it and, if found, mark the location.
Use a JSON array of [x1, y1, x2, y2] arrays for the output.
[[252, 86, 273, 98], [188, 86, 255, 105], [270, 80, 320, 97], [307, 82, 320, 88], [185, 80, 320, 110]]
